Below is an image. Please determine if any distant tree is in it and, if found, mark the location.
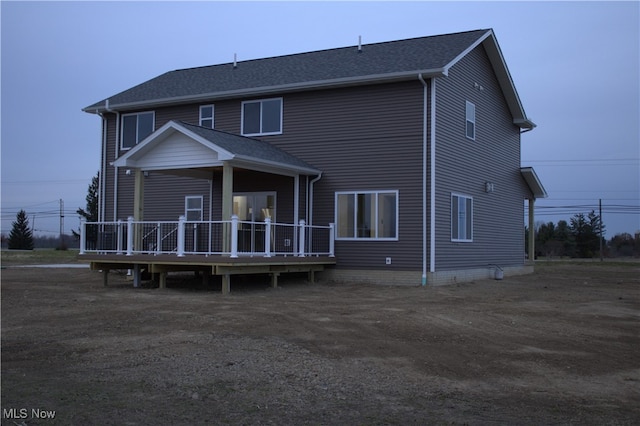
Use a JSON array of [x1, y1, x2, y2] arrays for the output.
[[570, 210, 604, 258], [8, 210, 34, 250], [72, 172, 99, 249], [609, 233, 637, 257]]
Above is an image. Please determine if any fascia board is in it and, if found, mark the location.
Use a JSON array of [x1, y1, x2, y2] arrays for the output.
[[443, 29, 534, 130], [231, 155, 320, 177], [441, 29, 493, 75], [521, 167, 548, 199], [83, 69, 447, 114]]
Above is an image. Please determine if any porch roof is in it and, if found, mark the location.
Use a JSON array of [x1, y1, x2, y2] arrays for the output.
[[111, 120, 321, 177], [521, 167, 548, 199]]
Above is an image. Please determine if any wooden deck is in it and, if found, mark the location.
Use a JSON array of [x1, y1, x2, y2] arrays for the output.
[[78, 253, 336, 294]]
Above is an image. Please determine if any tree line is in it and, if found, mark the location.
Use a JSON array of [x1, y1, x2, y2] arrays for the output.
[[527, 210, 640, 258], [4, 172, 639, 258]]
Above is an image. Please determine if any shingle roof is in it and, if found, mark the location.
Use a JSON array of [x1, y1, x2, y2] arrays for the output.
[[177, 121, 320, 174], [84, 30, 490, 112]]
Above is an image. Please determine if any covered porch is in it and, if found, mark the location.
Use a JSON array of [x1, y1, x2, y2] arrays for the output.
[[80, 120, 336, 292]]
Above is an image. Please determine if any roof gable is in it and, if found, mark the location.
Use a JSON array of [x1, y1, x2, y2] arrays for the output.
[[112, 121, 320, 177]]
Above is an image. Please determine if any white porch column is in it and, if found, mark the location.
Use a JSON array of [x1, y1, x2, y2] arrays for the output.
[[264, 217, 272, 258], [79, 218, 86, 254], [298, 219, 306, 257], [222, 163, 234, 254], [528, 198, 535, 262], [133, 168, 144, 253]]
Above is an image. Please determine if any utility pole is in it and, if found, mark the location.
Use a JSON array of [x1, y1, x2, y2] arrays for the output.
[[59, 198, 65, 249], [599, 198, 603, 262]]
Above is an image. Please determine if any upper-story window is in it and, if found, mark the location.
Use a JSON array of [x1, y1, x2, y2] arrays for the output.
[[200, 105, 214, 128], [121, 111, 154, 150], [241, 98, 282, 136], [466, 101, 475, 140]]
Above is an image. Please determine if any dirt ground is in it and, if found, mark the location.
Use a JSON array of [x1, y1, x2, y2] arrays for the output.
[[1, 260, 639, 425]]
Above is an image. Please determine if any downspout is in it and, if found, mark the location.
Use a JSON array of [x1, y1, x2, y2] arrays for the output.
[[429, 78, 436, 276], [418, 74, 428, 285], [308, 173, 322, 228]]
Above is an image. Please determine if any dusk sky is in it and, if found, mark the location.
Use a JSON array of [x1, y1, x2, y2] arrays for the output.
[[1, 1, 639, 239]]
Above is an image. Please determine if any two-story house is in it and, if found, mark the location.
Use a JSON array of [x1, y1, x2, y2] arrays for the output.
[[81, 29, 547, 289]]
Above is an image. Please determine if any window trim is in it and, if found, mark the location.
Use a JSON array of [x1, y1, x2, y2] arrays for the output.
[[466, 101, 475, 140], [241, 98, 283, 136], [334, 190, 399, 241], [121, 111, 155, 150], [185, 195, 204, 222], [451, 192, 473, 242], [199, 105, 215, 128]]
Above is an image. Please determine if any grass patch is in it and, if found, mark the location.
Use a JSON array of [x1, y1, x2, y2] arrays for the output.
[[0, 249, 80, 266]]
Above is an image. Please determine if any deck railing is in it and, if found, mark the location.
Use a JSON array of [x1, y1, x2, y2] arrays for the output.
[[79, 216, 335, 258]]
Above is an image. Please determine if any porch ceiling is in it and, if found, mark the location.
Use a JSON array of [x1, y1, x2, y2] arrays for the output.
[[111, 120, 321, 178]]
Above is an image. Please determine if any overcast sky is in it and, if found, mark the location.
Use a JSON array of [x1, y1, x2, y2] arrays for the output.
[[1, 1, 639, 239]]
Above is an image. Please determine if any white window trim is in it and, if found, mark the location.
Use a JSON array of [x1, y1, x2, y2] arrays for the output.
[[451, 192, 473, 242], [120, 111, 155, 151], [466, 101, 475, 140], [334, 190, 399, 241], [185, 195, 204, 222], [199, 105, 215, 128], [241, 98, 283, 136]]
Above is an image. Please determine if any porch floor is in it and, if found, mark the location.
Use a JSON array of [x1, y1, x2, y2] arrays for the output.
[[78, 253, 337, 294]]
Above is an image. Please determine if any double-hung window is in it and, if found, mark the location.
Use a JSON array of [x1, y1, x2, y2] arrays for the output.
[[335, 191, 398, 240], [451, 193, 473, 242], [199, 105, 214, 128], [241, 98, 282, 136], [121, 111, 154, 150], [466, 101, 475, 140], [185, 196, 203, 221]]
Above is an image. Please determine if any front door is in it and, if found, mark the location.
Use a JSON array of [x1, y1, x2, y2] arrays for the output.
[[233, 192, 275, 253]]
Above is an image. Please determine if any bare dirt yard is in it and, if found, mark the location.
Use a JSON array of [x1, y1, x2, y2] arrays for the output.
[[1, 256, 639, 425]]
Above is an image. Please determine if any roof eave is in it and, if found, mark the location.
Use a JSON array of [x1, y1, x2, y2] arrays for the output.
[[521, 167, 548, 199], [83, 68, 448, 114]]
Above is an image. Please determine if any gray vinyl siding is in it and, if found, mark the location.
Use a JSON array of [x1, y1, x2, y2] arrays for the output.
[[266, 82, 426, 271], [434, 45, 526, 270]]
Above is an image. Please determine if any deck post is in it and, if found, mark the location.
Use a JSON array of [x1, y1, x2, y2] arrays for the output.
[[222, 274, 231, 294], [116, 220, 123, 254], [271, 272, 279, 288], [156, 222, 162, 254], [230, 215, 239, 258], [126, 216, 134, 256], [329, 223, 335, 257], [133, 264, 141, 288], [159, 272, 167, 289], [264, 217, 272, 257], [298, 219, 306, 257], [177, 215, 186, 257], [79, 218, 86, 255]]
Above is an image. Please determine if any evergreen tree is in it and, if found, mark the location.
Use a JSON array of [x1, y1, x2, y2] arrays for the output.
[[569, 210, 604, 258], [8, 210, 34, 250], [72, 172, 99, 249]]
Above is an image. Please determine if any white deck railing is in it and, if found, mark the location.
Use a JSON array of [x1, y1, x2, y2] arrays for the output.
[[79, 215, 335, 258]]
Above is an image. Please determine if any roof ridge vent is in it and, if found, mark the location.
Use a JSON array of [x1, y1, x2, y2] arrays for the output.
[[358, 35, 362, 53]]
